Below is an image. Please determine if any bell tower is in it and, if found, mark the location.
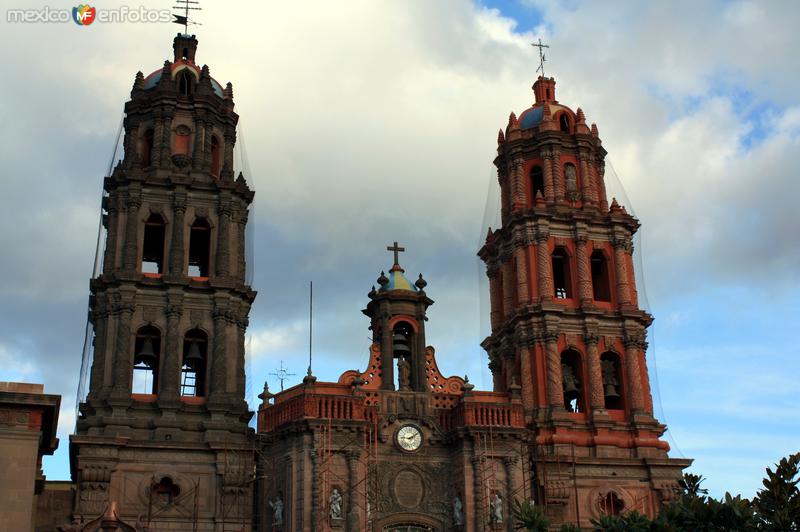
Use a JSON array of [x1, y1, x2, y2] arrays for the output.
[[479, 75, 691, 525], [70, 34, 256, 529]]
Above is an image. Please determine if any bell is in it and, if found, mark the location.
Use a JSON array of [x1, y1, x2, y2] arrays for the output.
[[604, 383, 620, 399], [563, 381, 580, 403], [137, 337, 157, 364], [392, 333, 412, 358], [185, 340, 204, 364]]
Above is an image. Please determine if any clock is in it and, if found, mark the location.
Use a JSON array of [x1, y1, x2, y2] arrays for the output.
[[396, 424, 422, 452]]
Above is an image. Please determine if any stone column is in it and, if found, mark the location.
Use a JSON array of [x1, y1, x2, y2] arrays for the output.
[[102, 196, 120, 274], [160, 297, 182, 400], [309, 450, 319, 531], [88, 299, 109, 399], [346, 451, 361, 532], [578, 152, 593, 205], [235, 205, 248, 281], [210, 303, 229, 400], [545, 334, 564, 409], [221, 129, 235, 179], [472, 456, 485, 531], [612, 237, 632, 306], [488, 269, 503, 330], [585, 153, 599, 206], [216, 199, 232, 278], [121, 188, 142, 271], [169, 190, 186, 276], [519, 345, 534, 412], [552, 147, 565, 204], [575, 234, 593, 305], [623, 336, 646, 413], [501, 258, 514, 319], [489, 358, 504, 392], [111, 300, 135, 396], [499, 169, 510, 226], [535, 232, 553, 301], [192, 118, 204, 170], [585, 335, 604, 411], [542, 148, 555, 203], [203, 122, 214, 171], [380, 311, 394, 390], [512, 158, 526, 210], [160, 115, 173, 167], [152, 118, 164, 167], [514, 246, 530, 305], [236, 313, 248, 398], [503, 457, 519, 532], [597, 159, 608, 211]]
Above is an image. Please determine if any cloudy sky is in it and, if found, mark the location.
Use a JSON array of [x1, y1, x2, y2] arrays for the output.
[[1, 0, 798, 498]]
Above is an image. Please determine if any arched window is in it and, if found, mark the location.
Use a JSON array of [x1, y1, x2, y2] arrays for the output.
[[561, 350, 584, 412], [210, 136, 221, 177], [142, 129, 154, 167], [152, 477, 180, 505], [141, 213, 166, 274], [559, 113, 571, 133], [188, 218, 211, 278], [133, 326, 160, 394], [181, 329, 207, 397], [600, 491, 625, 516], [392, 321, 414, 390], [173, 124, 191, 156], [551, 247, 572, 299], [600, 352, 624, 410], [591, 250, 611, 302], [178, 70, 193, 96], [530, 166, 545, 200]]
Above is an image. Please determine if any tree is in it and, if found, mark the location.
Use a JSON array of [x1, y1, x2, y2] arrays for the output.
[[512, 499, 550, 531], [754, 452, 800, 531]]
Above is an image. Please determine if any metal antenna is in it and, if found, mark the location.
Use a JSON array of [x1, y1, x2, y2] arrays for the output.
[[532, 38, 550, 77], [173, 0, 202, 34], [269, 361, 296, 392], [307, 281, 313, 377]]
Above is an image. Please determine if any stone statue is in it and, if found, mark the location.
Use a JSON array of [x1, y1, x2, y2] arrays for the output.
[[453, 495, 464, 526], [490, 491, 503, 523], [397, 355, 411, 391], [269, 495, 283, 525], [565, 163, 577, 194], [329, 488, 343, 520]]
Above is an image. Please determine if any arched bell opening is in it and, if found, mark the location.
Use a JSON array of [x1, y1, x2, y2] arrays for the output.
[[560, 349, 585, 413], [181, 329, 207, 397], [133, 325, 161, 394], [392, 321, 414, 391], [600, 351, 624, 410]]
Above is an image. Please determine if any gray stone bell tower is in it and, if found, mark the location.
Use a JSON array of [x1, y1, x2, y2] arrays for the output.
[[70, 33, 256, 530]]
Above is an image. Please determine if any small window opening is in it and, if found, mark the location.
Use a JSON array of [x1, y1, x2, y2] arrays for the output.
[[530, 166, 545, 200], [392, 321, 413, 390], [559, 114, 570, 133], [561, 350, 584, 413], [152, 477, 180, 505], [142, 213, 166, 274], [178, 70, 192, 96], [181, 329, 207, 397], [181, 47, 189, 60], [188, 218, 211, 278], [142, 129, 154, 167], [210, 136, 221, 177], [133, 326, 160, 394], [551, 247, 572, 299], [600, 492, 625, 516], [546, 88, 551, 100], [601, 352, 624, 410], [591, 250, 611, 301]]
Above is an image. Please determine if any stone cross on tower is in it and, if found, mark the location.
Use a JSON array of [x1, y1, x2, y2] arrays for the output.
[[387, 241, 405, 270]]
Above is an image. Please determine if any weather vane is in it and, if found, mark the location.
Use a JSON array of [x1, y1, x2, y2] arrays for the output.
[[532, 38, 550, 78], [269, 361, 296, 392], [173, 0, 202, 35]]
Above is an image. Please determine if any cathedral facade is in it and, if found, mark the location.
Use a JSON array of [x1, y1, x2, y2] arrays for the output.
[[65, 34, 690, 531]]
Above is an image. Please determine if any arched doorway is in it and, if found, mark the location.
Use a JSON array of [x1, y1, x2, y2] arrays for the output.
[[383, 525, 434, 532], [377, 513, 442, 532]]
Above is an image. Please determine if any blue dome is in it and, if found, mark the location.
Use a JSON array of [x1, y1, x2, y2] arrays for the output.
[[519, 106, 544, 129]]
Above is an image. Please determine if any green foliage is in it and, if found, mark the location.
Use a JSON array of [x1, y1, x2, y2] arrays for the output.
[[754, 452, 800, 531], [559, 524, 582, 532], [512, 498, 550, 531], [591, 510, 653, 531]]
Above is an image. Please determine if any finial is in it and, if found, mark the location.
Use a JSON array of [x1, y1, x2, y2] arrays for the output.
[[532, 38, 550, 78], [497, 129, 505, 144], [507, 112, 519, 132], [258, 381, 273, 404], [462, 375, 475, 394], [377, 271, 389, 287], [591, 123, 599, 137], [576, 108, 586, 124], [132, 71, 144, 91], [386, 241, 406, 272], [368, 285, 377, 298], [415, 273, 427, 290], [224, 81, 234, 100], [303, 366, 317, 385]]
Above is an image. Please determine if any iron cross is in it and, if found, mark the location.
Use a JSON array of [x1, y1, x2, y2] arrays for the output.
[[387, 241, 405, 265], [532, 38, 549, 77], [269, 361, 296, 392]]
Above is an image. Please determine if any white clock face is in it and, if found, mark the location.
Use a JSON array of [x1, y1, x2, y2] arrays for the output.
[[396, 425, 422, 452]]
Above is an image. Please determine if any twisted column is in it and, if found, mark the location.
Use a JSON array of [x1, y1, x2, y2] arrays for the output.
[[514, 247, 530, 305], [216, 200, 232, 278], [512, 158, 526, 210], [585, 335, 604, 410], [499, 169, 510, 226], [519, 345, 534, 412], [535, 232, 553, 301], [472, 455, 485, 531], [160, 300, 182, 399], [160, 115, 173, 167], [552, 147, 565, 204], [102, 196, 120, 274], [88, 299, 109, 398], [575, 234, 593, 305], [169, 191, 186, 275], [623, 335, 646, 413], [545, 334, 564, 409], [111, 300, 135, 396], [347, 451, 361, 532], [542, 148, 555, 203], [121, 190, 141, 271], [613, 237, 632, 305], [501, 258, 514, 319], [310, 450, 319, 531], [503, 457, 519, 532], [488, 269, 503, 329]]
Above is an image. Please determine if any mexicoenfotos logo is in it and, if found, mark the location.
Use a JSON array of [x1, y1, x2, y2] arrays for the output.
[[72, 4, 96, 26]]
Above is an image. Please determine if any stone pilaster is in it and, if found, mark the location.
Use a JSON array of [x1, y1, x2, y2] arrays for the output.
[[102, 196, 120, 274], [160, 294, 183, 399], [501, 258, 514, 319], [88, 299, 109, 398], [209, 301, 229, 400], [111, 298, 135, 397], [216, 197, 232, 278], [346, 451, 361, 532], [503, 457, 519, 532], [488, 269, 503, 330], [121, 188, 142, 271], [169, 189, 186, 275]]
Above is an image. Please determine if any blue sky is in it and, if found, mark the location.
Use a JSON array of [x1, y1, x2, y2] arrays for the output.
[[0, 0, 798, 500]]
